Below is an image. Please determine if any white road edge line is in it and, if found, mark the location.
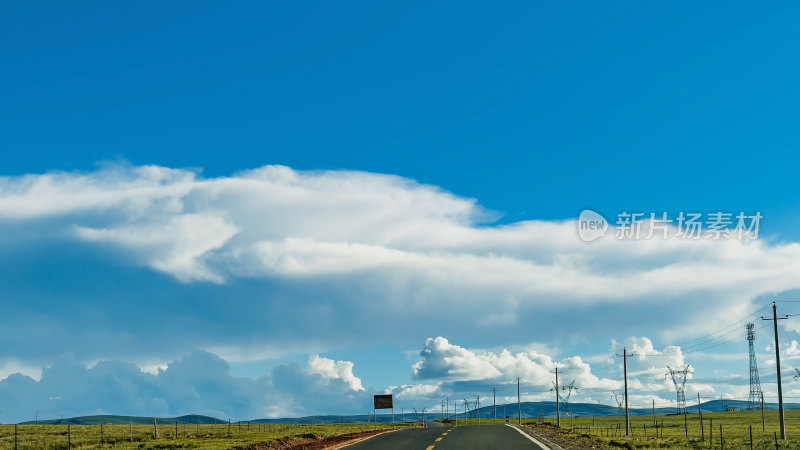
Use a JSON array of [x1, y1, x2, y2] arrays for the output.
[[505, 424, 553, 450], [335, 429, 398, 449]]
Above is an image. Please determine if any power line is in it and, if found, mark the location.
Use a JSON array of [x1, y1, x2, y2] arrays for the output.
[[648, 303, 771, 351]]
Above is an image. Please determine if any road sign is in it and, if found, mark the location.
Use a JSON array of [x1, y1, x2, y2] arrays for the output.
[[537, 414, 544, 425], [373, 395, 393, 410], [505, 415, 510, 424]]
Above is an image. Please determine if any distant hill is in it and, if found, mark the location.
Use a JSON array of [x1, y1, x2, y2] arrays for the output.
[[16, 400, 800, 425], [19, 414, 224, 425], [469, 399, 800, 421]]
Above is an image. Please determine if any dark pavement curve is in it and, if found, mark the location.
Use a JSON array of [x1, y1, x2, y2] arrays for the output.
[[345, 424, 548, 450]]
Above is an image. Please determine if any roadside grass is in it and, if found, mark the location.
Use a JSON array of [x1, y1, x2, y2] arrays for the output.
[[0, 422, 414, 449], [542, 409, 800, 449], [441, 410, 800, 448]]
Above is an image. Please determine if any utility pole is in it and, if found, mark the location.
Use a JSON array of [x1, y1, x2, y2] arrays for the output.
[[616, 347, 634, 436], [493, 387, 497, 424], [652, 399, 656, 426], [698, 393, 704, 440], [624, 348, 630, 436], [517, 377, 522, 425], [763, 302, 788, 440], [553, 367, 561, 427], [477, 395, 480, 425]]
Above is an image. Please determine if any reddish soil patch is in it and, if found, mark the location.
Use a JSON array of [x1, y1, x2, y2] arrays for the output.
[[239, 429, 391, 450]]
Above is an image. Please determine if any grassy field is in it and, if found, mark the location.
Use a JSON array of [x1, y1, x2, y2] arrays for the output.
[[0, 421, 412, 449], [552, 409, 800, 449], [445, 409, 800, 448]]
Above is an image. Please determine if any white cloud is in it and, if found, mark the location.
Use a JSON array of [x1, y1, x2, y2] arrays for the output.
[[0, 360, 42, 382], [0, 165, 195, 220], [412, 336, 621, 392], [413, 337, 501, 381], [407, 336, 746, 407], [621, 337, 688, 377], [307, 355, 364, 391], [0, 351, 368, 423], [389, 383, 440, 400], [784, 340, 800, 356], [1, 163, 797, 332], [76, 213, 239, 282]]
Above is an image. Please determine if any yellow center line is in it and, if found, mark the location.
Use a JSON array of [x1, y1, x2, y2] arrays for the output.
[[425, 446, 435, 450], [442, 432, 448, 435], [435, 437, 442, 441]]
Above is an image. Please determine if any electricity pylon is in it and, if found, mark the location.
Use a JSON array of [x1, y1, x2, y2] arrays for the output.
[[611, 391, 624, 418], [666, 365, 691, 414], [747, 323, 763, 410], [551, 380, 577, 416]]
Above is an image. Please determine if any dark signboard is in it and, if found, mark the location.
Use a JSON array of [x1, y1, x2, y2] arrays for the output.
[[373, 394, 393, 409]]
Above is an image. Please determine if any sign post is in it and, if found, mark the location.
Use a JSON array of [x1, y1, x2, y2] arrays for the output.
[[373, 395, 394, 427]]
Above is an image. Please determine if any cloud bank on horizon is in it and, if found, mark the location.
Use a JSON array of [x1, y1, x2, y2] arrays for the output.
[[0, 163, 799, 422], [0, 352, 366, 422], [6, 333, 799, 424]]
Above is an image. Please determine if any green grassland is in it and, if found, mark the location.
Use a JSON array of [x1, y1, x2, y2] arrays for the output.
[[0, 422, 412, 449], [558, 409, 800, 449], [446, 409, 800, 448]]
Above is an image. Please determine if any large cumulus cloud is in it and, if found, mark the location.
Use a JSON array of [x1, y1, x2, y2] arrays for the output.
[[411, 336, 620, 396], [0, 351, 366, 424]]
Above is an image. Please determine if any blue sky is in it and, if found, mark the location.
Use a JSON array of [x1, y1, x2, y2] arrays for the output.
[[2, 1, 800, 423]]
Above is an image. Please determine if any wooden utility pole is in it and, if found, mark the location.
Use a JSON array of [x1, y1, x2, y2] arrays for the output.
[[763, 302, 787, 440], [652, 399, 656, 426], [616, 347, 634, 436], [517, 377, 522, 424], [493, 387, 497, 424], [698, 393, 704, 440], [477, 395, 480, 426], [554, 367, 560, 427]]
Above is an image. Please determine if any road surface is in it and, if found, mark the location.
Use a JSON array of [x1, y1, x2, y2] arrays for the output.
[[345, 424, 548, 449]]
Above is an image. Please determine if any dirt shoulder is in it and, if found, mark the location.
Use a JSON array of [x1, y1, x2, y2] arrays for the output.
[[239, 429, 394, 450], [517, 423, 608, 450]]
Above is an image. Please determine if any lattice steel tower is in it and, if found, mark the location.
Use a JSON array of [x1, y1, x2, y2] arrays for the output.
[[666, 365, 690, 414], [747, 322, 763, 410], [551, 380, 577, 416]]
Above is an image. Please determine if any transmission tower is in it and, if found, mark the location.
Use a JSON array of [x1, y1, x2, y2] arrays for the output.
[[611, 391, 624, 418], [666, 365, 691, 414], [551, 380, 577, 416], [747, 322, 763, 410]]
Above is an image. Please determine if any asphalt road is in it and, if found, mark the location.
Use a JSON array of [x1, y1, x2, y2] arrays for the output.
[[346, 424, 548, 450]]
